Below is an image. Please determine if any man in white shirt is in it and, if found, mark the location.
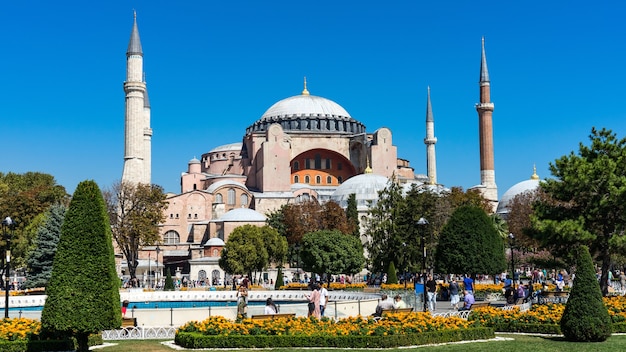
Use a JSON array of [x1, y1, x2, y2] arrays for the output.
[[319, 283, 329, 316]]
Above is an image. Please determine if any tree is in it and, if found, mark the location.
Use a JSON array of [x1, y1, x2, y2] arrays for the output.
[[260, 225, 288, 267], [386, 261, 398, 284], [300, 230, 365, 285], [219, 225, 268, 278], [0, 172, 69, 270], [24, 204, 66, 289], [103, 181, 167, 280], [346, 193, 360, 237], [164, 268, 175, 291], [530, 128, 626, 295], [434, 205, 506, 277], [41, 180, 120, 352], [282, 201, 322, 244], [560, 245, 612, 342]]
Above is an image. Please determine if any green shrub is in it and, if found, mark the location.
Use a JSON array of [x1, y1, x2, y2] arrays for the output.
[[175, 328, 494, 348], [560, 245, 612, 342], [164, 268, 175, 291], [275, 267, 284, 289], [493, 323, 561, 335], [387, 261, 398, 284]]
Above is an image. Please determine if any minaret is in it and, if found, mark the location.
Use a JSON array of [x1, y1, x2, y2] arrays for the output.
[[476, 37, 497, 205], [122, 12, 149, 184], [143, 83, 152, 183], [424, 86, 437, 185]]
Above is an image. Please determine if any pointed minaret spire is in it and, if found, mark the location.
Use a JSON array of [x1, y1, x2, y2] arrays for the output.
[[127, 11, 143, 56], [475, 37, 497, 209], [424, 86, 437, 184], [301, 76, 310, 96], [531, 164, 539, 180], [480, 36, 489, 83]]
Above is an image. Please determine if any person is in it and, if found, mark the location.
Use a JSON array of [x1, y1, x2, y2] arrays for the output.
[[459, 290, 475, 311], [374, 294, 395, 317], [319, 283, 329, 316], [503, 275, 512, 289], [305, 284, 321, 319], [516, 283, 526, 302], [449, 279, 460, 310], [237, 284, 249, 319], [393, 294, 407, 309], [121, 300, 129, 317], [264, 298, 278, 314], [426, 275, 437, 311], [463, 274, 474, 293]]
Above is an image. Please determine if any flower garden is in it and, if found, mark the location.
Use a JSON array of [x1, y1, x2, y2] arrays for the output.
[[2, 296, 626, 350]]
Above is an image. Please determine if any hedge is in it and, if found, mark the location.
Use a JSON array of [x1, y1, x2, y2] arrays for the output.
[[0, 334, 103, 352], [175, 327, 494, 349]]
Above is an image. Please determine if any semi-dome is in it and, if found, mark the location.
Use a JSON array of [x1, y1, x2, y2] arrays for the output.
[[246, 86, 366, 135], [496, 168, 541, 217], [331, 173, 390, 210], [219, 208, 266, 222], [205, 237, 225, 247]]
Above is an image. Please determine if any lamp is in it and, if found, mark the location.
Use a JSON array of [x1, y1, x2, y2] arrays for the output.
[[155, 245, 161, 289], [294, 243, 300, 283], [417, 217, 429, 312], [148, 251, 152, 289], [508, 233, 516, 293], [2, 217, 14, 318]]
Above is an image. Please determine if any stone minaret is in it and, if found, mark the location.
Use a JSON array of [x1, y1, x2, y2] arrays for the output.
[[122, 12, 150, 184], [424, 86, 437, 185], [476, 37, 497, 205]]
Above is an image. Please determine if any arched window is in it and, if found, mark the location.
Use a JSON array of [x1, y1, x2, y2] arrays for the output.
[[215, 193, 223, 203], [212, 270, 221, 283], [304, 175, 310, 184], [294, 175, 299, 183], [316, 175, 321, 184], [213, 249, 218, 257], [338, 176, 343, 184], [315, 153, 321, 169], [240, 194, 248, 206], [164, 230, 180, 244], [198, 270, 207, 280], [227, 188, 236, 205], [293, 161, 300, 170], [327, 176, 332, 184]]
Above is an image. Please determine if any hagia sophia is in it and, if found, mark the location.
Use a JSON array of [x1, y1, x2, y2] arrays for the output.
[[119, 15, 537, 285]]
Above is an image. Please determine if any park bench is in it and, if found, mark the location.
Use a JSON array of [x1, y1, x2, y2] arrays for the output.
[[538, 291, 569, 304], [468, 301, 491, 310], [251, 313, 296, 320], [381, 307, 414, 316], [121, 317, 137, 328]]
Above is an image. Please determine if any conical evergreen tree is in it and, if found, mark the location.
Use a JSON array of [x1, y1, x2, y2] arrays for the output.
[[560, 245, 612, 342], [164, 268, 175, 291], [274, 267, 284, 289], [41, 180, 121, 352], [386, 261, 398, 284], [24, 204, 66, 289], [346, 193, 360, 237]]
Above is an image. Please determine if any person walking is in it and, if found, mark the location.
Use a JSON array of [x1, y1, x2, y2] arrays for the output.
[[449, 279, 460, 310], [319, 283, 329, 316], [305, 284, 321, 319], [426, 275, 437, 311]]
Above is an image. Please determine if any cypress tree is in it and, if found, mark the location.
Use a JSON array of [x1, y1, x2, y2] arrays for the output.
[[24, 204, 66, 289], [274, 267, 284, 289], [41, 180, 121, 351], [386, 261, 398, 284], [346, 193, 360, 237], [560, 245, 612, 342], [164, 268, 175, 291]]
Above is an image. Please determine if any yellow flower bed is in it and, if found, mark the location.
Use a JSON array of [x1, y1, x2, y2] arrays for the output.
[[0, 318, 40, 341], [381, 283, 414, 290], [179, 313, 475, 337]]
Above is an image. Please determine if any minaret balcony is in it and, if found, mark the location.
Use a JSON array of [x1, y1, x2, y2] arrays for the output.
[[475, 102, 494, 110]]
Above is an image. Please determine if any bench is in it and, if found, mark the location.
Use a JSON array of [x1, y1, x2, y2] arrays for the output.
[[381, 307, 414, 316], [538, 291, 569, 304], [469, 301, 491, 310], [251, 313, 296, 320], [121, 317, 137, 328]]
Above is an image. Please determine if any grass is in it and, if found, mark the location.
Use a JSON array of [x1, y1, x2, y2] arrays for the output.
[[99, 334, 626, 351]]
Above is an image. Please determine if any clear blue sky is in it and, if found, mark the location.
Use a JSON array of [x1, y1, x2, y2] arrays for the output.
[[2, 1, 626, 198]]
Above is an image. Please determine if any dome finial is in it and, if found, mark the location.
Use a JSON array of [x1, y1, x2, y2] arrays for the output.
[[364, 155, 372, 174], [531, 164, 539, 180], [301, 76, 310, 96]]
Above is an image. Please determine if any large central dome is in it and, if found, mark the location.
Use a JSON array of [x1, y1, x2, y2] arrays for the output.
[[246, 86, 365, 135]]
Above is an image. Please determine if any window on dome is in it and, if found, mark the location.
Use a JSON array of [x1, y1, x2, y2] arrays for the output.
[[338, 176, 343, 184], [326, 158, 331, 169], [164, 230, 180, 244], [338, 162, 342, 170], [240, 194, 248, 206], [315, 154, 321, 169], [305, 175, 310, 184], [305, 159, 311, 169], [215, 194, 223, 204], [293, 161, 300, 170], [294, 175, 299, 183], [326, 176, 332, 184], [316, 175, 321, 184], [227, 188, 236, 205]]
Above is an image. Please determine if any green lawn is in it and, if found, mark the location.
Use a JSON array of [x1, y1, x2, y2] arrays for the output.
[[99, 334, 626, 351]]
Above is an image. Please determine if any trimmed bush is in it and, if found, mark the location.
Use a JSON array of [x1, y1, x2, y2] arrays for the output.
[[164, 267, 175, 291], [274, 267, 284, 289], [387, 261, 398, 284], [560, 245, 612, 342], [175, 328, 494, 349]]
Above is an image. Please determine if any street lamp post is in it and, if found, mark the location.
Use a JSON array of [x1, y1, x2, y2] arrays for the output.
[[2, 217, 14, 319], [417, 217, 429, 312], [148, 251, 152, 288], [294, 244, 300, 283], [508, 233, 516, 293], [156, 246, 161, 289]]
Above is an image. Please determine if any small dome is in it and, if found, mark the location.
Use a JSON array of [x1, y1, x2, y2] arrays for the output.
[[206, 180, 248, 193], [189, 157, 200, 164], [205, 238, 225, 247], [209, 142, 242, 153], [496, 179, 540, 216], [219, 208, 266, 222], [331, 174, 390, 210]]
